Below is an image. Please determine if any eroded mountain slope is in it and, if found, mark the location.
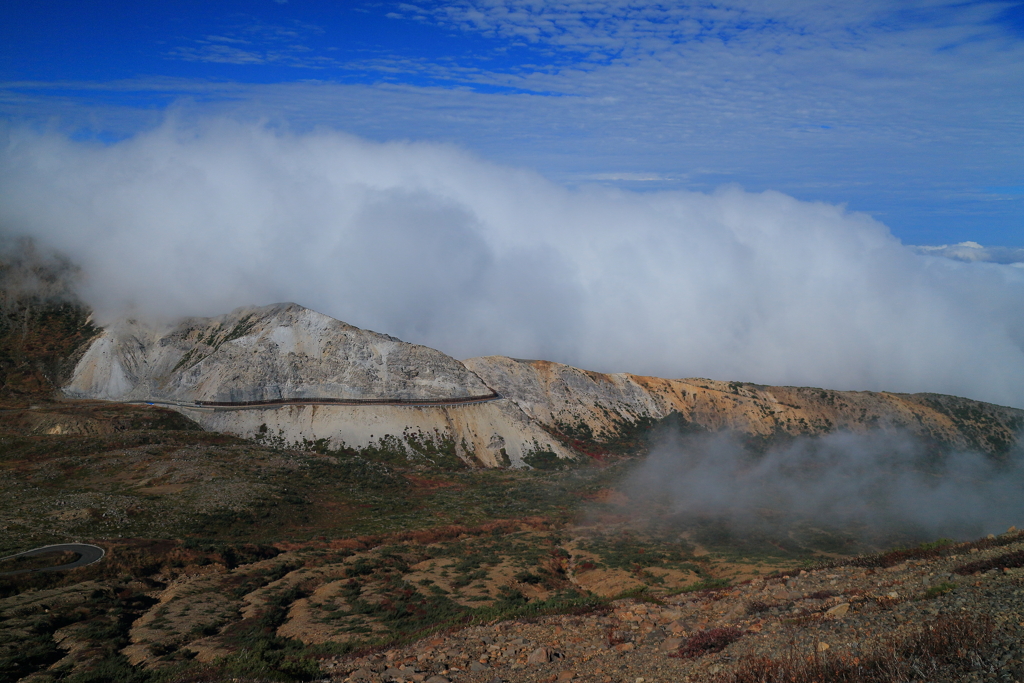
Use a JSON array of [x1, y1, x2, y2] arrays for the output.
[[61, 303, 1023, 468], [464, 356, 1024, 456], [62, 304, 574, 467], [65, 303, 493, 404]]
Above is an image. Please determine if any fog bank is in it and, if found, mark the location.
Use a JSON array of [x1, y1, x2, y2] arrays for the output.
[[625, 430, 1024, 541], [1, 119, 1023, 406]]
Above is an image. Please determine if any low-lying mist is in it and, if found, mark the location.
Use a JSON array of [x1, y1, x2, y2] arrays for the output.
[[2, 117, 1023, 407], [622, 428, 1024, 547], [0, 236, 83, 309]]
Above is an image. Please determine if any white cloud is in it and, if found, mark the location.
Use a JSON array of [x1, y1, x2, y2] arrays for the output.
[[2, 118, 1023, 408], [584, 172, 668, 182], [170, 44, 270, 65], [402, 0, 1022, 74], [913, 242, 1024, 265]]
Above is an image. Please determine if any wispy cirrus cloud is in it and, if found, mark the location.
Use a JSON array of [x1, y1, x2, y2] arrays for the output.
[[375, 0, 1024, 104], [167, 19, 339, 68], [389, 0, 1022, 69]]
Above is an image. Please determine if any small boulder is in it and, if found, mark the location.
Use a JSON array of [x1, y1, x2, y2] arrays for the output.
[[528, 647, 550, 664], [661, 637, 683, 652], [826, 602, 850, 618]]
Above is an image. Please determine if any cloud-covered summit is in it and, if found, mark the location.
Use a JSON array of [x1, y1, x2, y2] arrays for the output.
[[1, 118, 1023, 408]]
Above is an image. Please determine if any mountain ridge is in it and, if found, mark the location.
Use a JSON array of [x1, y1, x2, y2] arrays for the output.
[[466, 356, 1024, 458], [61, 302, 1024, 467]]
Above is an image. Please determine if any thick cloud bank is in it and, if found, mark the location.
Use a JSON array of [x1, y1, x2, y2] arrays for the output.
[[1, 119, 1023, 406], [625, 430, 1024, 541]]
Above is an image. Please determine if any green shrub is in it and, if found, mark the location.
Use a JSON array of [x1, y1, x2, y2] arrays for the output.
[[523, 450, 567, 470], [923, 582, 956, 599]]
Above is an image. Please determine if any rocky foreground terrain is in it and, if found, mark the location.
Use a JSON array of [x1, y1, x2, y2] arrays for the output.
[[5, 503, 1022, 683], [322, 531, 1024, 683]]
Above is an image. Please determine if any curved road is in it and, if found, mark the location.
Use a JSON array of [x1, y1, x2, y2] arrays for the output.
[[0, 543, 105, 577], [129, 392, 502, 412]]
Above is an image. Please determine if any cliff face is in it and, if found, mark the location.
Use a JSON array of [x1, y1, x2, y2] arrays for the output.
[[194, 399, 565, 468], [463, 356, 1024, 457]]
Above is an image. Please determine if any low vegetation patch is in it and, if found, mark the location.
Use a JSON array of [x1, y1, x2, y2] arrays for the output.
[[672, 627, 745, 658], [954, 548, 1024, 575], [922, 581, 957, 599], [717, 615, 994, 683]]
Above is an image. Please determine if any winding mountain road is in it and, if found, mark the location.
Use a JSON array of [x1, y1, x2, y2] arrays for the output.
[[129, 391, 502, 412], [0, 543, 105, 577]]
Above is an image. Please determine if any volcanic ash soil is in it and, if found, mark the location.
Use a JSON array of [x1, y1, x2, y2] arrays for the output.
[[324, 534, 1024, 683]]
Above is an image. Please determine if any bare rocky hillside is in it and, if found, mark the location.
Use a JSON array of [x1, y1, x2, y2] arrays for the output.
[[322, 530, 1024, 683], [465, 356, 1024, 457], [62, 304, 1024, 468], [65, 303, 492, 404], [62, 304, 574, 467]]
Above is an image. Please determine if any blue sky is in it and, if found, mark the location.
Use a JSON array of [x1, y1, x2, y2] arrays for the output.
[[2, 0, 1023, 245]]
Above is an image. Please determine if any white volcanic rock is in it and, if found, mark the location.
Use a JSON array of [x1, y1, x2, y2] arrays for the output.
[[462, 356, 669, 433], [194, 399, 563, 468], [65, 303, 493, 403]]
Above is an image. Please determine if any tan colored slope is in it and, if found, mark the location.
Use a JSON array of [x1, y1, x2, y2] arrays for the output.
[[464, 356, 1024, 454]]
